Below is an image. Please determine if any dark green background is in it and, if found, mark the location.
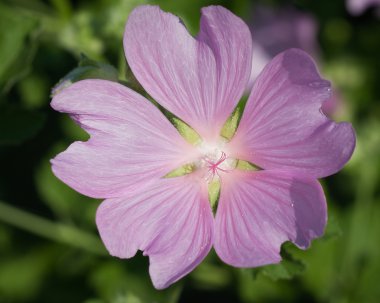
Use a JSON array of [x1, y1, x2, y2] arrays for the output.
[[0, 0, 379, 302]]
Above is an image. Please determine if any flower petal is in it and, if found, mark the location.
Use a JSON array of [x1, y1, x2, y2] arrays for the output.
[[246, 5, 319, 92], [198, 6, 253, 125], [51, 79, 195, 198], [230, 49, 355, 178], [214, 170, 327, 267], [124, 5, 252, 139], [96, 176, 213, 289]]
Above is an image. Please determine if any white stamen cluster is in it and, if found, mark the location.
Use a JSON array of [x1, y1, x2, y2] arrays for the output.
[[196, 139, 236, 181]]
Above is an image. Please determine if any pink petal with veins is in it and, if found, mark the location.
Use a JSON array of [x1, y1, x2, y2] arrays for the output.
[[215, 170, 327, 267], [124, 5, 252, 139], [230, 49, 355, 178], [51, 79, 196, 198], [96, 175, 213, 289]]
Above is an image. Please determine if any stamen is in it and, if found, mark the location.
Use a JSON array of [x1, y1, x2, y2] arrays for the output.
[[205, 152, 231, 181]]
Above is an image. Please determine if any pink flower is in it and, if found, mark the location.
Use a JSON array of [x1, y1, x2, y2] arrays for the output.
[[347, 0, 380, 15], [51, 5, 356, 289], [246, 5, 344, 117]]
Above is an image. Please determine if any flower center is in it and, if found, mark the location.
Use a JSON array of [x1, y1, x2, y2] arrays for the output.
[[197, 139, 236, 181]]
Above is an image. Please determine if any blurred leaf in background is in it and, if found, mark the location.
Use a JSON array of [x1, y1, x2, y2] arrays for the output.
[[52, 54, 119, 96], [0, 2, 39, 93]]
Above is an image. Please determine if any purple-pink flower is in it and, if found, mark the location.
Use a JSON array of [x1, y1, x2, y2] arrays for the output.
[[247, 5, 344, 118], [347, 0, 380, 15], [50, 5, 356, 289]]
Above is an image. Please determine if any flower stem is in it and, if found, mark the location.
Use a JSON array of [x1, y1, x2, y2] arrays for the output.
[[0, 200, 107, 256]]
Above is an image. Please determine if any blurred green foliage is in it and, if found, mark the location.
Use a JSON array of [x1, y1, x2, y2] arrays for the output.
[[1, 0, 380, 302]]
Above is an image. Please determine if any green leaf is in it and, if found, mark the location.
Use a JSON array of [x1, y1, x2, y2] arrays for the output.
[[0, 248, 54, 301], [191, 261, 231, 289], [84, 300, 104, 303], [18, 73, 50, 109], [0, 3, 38, 92], [52, 54, 119, 96], [89, 261, 182, 303], [322, 212, 342, 240], [102, 0, 146, 40], [261, 256, 305, 281], [245, 246, 306, 281], [0, 107, 45, 145], [261, 248, 306, 281], [58, 10, 104, 58]]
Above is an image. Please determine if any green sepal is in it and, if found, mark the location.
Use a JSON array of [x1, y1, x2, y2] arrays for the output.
[[208, 180, 221, 214], [221, 96, 248, 140], [236, 159, 261, 171], [51, 54, 119, 96], [171, 117, 201, 145], [221, 106, 241, 140], [164, 163, 195, 178]]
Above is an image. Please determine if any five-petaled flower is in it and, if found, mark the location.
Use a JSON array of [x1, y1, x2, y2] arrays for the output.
[[50, 5, 356, 289]]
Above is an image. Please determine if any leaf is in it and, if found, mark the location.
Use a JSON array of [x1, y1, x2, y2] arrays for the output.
[[245, 246, 306, 281], [261, 256, 305, 281], [0, 248, 54, 301], [0, 3, 38, 92], [52, 54, 119, 96], [191, 261, 231, 289], [261, 250, 306, 281], [89, 260, 182, 303], [0, 107, 45, 145], [322, 212, 342, 240], [84, 300, 104, 303], [58, 10, 104, 58]]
